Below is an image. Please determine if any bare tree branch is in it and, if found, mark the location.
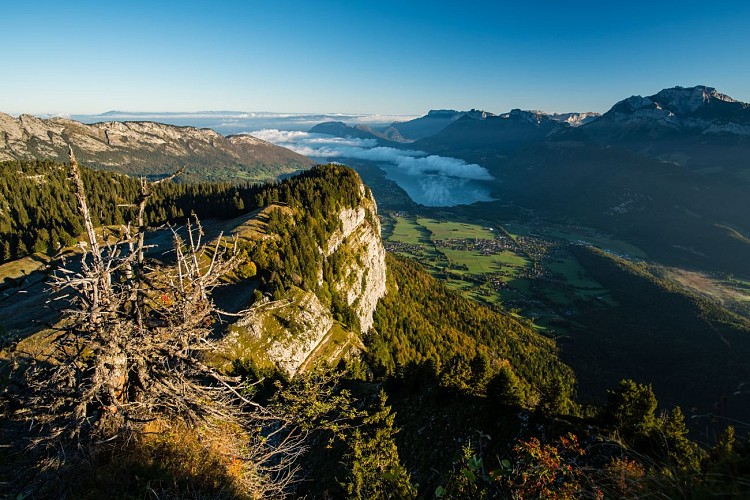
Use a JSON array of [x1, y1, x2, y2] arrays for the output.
[[10, 152, 322, 497]]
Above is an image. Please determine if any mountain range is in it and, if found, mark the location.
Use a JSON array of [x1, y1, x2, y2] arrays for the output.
[[312, 108, 600, 144], [315, 85, 748, 154], [0, 112, 313, 181], [309, 85, 750, 277]]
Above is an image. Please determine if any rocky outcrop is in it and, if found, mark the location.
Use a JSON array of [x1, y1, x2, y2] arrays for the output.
[[324, 184, 387, 332], [0, 112, 313, 180], [219, 180, 387, 378], [220, 288, 334, 378]]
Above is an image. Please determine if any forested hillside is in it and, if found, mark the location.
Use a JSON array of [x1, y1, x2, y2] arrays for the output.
[[564, 246, 750, 418], [1, 164, 748, 498], [0, 160, 263, 263], [368, 254, 574, 399]]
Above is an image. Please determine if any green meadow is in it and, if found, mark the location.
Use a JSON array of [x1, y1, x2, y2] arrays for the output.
[[417, 218, 495, 240], [503, 221, 646, 258], [382, 214, 626, 331]]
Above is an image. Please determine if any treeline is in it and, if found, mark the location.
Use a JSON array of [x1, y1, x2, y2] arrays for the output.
[[254, 163, 364, 217], [0, 160, 263, 263], [0, 160, 374, 332]]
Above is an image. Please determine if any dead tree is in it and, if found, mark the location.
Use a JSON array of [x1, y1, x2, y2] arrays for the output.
[[10, 149, 310, 497]]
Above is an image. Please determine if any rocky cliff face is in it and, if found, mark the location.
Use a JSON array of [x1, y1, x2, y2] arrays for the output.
[[221, 288, 336, 378], [0, 112, 313, 180], [323, 184, 387, 332], [218, 183, 386, 378]]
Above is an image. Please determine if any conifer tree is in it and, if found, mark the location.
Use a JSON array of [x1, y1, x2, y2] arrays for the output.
[[659, 406, 702, 471], [342, 391, 416, 499], [537, 376, 574, 416], [603, 379, 658, 443], [486, 363, 524, 407]]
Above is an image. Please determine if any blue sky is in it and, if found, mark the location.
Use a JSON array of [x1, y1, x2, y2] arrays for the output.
[[3, 1, 750, 115]]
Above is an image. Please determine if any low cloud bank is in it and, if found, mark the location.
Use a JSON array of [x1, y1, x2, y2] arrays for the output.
[[71, 112, 419, 134], [397, 155, 493, 181], [250, 129, 493, 182]]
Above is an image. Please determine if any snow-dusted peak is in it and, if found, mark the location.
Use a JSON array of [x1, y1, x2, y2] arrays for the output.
[[465, 109, 495, 120], [502, 109, 548, 124], [548, 112, 600, 127]]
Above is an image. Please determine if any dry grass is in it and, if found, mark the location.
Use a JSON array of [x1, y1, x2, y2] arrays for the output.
[[231, 204, 294, 241], [664, 267, 750, 312], [0, 254, 50, 282], [73, 418, 254, 499]]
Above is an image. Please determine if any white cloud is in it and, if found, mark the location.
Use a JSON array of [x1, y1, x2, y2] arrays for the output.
[[246, 129, 494, 207], [396, 155, 494, 181], [351, 114, 421, 124], [247, 129, 491, 179], [250, 129, 311, 144]]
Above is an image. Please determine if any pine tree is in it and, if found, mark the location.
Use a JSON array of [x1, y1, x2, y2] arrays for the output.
[[15, 239, 28, 259], [1, 240, 11, 262], [603, 379, 658, 443], [537, 376, 574, 416], [342, 391, 416, 499], [660, 407, 702, 471], [486, 363, 524, 407]]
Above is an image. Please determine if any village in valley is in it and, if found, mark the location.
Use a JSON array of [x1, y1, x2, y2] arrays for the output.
[[381, 212, 637, 333]]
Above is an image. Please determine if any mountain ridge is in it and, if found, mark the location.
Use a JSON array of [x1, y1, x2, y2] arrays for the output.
[[308, 121, 404, 146], [585, 85, 750, 137], [0, 112, 314, 181]]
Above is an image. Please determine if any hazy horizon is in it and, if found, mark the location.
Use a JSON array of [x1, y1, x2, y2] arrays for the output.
[[65, 111, 422, 134]]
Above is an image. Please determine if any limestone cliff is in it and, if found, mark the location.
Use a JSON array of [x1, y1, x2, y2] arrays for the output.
[[323, 184, 386, 332], [0, 112, 313, 181], [218, 181, 387, 378]]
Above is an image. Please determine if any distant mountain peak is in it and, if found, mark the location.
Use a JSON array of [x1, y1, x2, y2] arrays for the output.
[[548, 112, 600, 127], [496, 109, 599, 127], [425, 109, 461, 117], [386, 109, 493, 141], [598, 85, 750, 135], [610, 85, 745, 117], [308, 121, 401, 145], [652, 85, 737, 114], [501, 109, 550, 125], [424, 109, 494, 119], [466, 109, 495, 119]]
